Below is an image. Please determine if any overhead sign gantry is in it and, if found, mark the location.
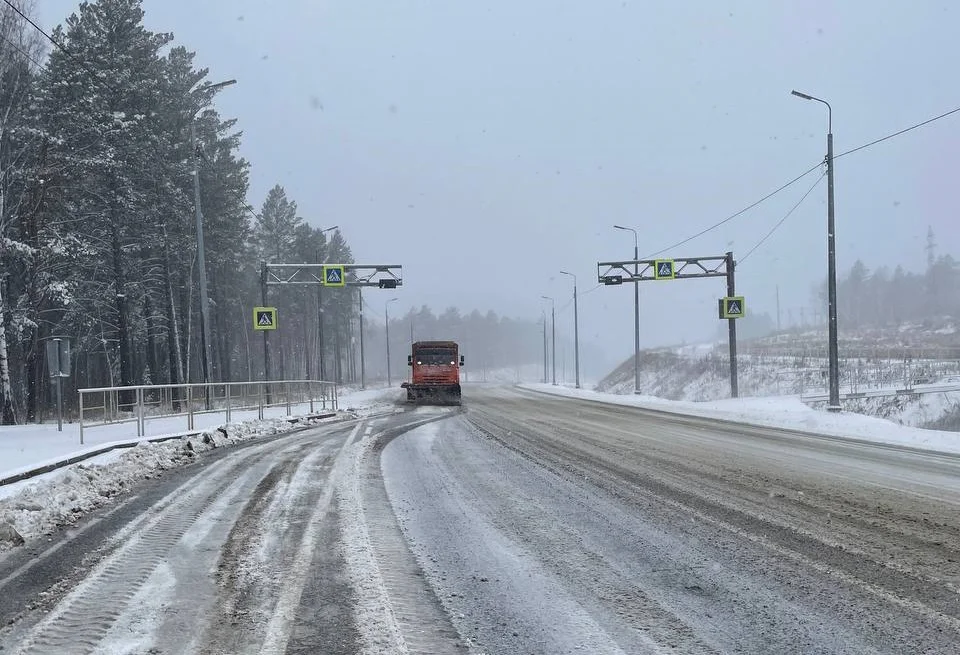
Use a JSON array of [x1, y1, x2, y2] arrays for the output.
[[598, 252, 744, 398]]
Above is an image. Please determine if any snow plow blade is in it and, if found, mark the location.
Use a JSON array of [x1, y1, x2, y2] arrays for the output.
[[401, 383, 462, 406]]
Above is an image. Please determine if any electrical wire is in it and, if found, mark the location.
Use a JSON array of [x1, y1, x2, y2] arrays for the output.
[[642, 100, 960, 259], [1, 1, 61, 54], [739, 172, 825, 264], [5, 0, 124, 97], [835, 104, 960, 160], [0, 32, 43, 69], [643, 162, 823, 258]]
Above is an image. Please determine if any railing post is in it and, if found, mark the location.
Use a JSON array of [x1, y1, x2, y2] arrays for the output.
[[333, 383, 338, 411], [226, 383, 232, 423], [258, 382, 264, 420], [309, 381, 315, 414], [286, 381, 291, 416], [137, 387, 145, 437], [79, 391, 85, 445], [187, 385, 194, 431]]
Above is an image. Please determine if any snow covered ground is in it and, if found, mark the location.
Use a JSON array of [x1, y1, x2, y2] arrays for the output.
[[0, 387, 404, 548], [522, 383, 960, 455], [0, 387, 403, 482], [597, 344, 960, 430]]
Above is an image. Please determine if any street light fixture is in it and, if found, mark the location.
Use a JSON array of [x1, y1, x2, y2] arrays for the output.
[[541, 296, 556, 385], [613, 224, 640, 393], [792, 89, 840, 411], [385, 298, 399, 387], [559, 271, 580, 389], [192, 78, 236, 387]]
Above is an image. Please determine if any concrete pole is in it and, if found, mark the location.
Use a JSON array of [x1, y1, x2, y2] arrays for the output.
[[191, 123, 212, 386], [358, 288, 366, 390], [826, 130, 840, 410], [726, 251, 739, 399]]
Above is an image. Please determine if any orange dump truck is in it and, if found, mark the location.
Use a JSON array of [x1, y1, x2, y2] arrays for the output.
[[402, 340, 464, 405]]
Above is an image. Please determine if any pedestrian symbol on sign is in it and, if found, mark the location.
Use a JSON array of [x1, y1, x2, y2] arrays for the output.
[[253, 307, 278, 330], [323, 265, 346, 287], [719, 296, 745, 319], [653, 259, 676, 280]]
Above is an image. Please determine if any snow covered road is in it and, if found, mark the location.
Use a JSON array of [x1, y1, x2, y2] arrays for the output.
[[2, 385, 960, 653], [384, 386, 960, 653], [0, 408, 463, 654]]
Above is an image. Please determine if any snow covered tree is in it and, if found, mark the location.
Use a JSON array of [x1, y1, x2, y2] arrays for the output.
[[0, 2, 44, 424]]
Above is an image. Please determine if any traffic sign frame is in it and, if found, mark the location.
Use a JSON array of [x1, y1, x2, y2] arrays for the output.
[[653, 259, 676, 280], [322, 265, 346, 287], [253, 306, 278, 330], [719, 296, 746, 319]]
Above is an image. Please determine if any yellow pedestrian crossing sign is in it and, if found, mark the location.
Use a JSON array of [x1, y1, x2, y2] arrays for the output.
[[654, 259, 676, 280], [323, 265, 346, 287], [254, 307, 278, 330], [719, 296, 745, 319]]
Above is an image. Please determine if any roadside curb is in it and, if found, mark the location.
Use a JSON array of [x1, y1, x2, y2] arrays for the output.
[[0, 412, 338, 488]]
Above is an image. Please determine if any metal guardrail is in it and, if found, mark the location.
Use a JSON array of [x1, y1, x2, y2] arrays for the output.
[[78, 380, 338, 444], [801, 383, 960, 404]]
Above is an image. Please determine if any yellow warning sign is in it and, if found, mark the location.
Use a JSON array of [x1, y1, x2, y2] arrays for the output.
[[322, 265, 346, 287], [253, 306, 278, 330]]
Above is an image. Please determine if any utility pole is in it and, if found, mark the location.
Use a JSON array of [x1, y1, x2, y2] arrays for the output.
[[260, 262, 272, 404], [316, 249, 325, 380], [385, 298, 398, 387], [776, 284, 781, 332], [726, 251, 738, 398], [541, 296, 556, 385], [560, 270, 580, 388], [358, 288, 366, 389], [614, 225, 640, 392], [792, 89, 840, 411], [192, 123, 213, 387], [541, 311, 548, 384]]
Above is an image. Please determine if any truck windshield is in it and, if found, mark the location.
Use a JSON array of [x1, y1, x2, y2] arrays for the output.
[[415, 348, 457, 365]]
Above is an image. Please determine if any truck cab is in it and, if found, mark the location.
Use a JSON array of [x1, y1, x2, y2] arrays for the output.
[[401, 340, 464, 405]]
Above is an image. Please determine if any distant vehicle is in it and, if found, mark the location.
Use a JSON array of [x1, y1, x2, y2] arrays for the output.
[[402, 341, 464, 405]]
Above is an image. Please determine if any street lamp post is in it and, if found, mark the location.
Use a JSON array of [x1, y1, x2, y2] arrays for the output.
[[792, 89, 840, 411], [560, 271, 580, 389], [541, 296, 556, 385], [191, 78, 236, 387], [315, 225, 339, 382], [613, 225, 640, 393], [385, 298, 398, 387], [541, 310, 547, 384]]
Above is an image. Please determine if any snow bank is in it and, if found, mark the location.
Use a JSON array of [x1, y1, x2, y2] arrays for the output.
[[0, 417, 322, 551], [0, 386, 406, 551], [521, 384, 960, 455]]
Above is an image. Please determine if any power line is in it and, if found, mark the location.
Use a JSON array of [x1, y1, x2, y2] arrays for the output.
[[1, 0, 64, 55], [740, 172, 825, 264], [835, 104, 960, 160], [0, 32, 43, 70], [4, 0, 124, 97], [643, 162, 823, 258], [642, 100, 960, 260]]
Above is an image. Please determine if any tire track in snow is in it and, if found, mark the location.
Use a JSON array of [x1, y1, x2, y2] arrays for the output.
[[12, 446, 273, 655]]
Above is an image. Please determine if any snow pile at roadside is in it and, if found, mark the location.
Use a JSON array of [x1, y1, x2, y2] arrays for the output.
[[338, 387, 406, 417], [0, 417, 323, 551], [521, 384, 960, 455]]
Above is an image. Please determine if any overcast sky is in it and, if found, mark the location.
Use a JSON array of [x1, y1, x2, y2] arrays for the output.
[[39, 1, 960, 369]]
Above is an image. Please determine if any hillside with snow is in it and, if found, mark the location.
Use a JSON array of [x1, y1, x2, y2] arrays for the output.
[[597, 320, 960, 430]]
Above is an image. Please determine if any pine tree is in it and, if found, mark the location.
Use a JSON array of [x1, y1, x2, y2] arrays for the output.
[[29, 0, 174, 404]]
